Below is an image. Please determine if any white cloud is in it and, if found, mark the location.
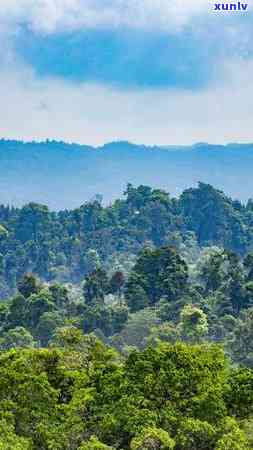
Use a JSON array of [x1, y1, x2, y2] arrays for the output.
[[0, 60, 253, 146], [0, 0, 210, 34], [0, 1, 252, 149]]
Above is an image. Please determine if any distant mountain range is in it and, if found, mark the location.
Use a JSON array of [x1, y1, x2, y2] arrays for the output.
[[0, 139, 253, 209]]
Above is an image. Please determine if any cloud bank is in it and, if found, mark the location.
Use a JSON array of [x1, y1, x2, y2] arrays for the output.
[[0, 0, 252, 145], [1, 60, 253, 146], [0, 0, 209, 34]]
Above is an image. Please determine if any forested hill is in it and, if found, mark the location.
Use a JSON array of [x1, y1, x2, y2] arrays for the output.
[[1, 139, 253, 208], [0, 182, 253, 297], [1, 183, 253, 448]]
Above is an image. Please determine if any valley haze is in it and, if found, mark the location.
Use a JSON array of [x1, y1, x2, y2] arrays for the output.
[[1, 139, 253, 209]]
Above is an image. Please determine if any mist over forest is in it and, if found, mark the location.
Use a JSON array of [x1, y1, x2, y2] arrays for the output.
[[1, 139, 253, 208]]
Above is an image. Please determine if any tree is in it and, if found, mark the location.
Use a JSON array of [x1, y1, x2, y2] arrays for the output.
[[0, 419, 32, 449], [83, 269, 110, 305], [86, 249, 101, 273], [120, 308, 160, 350], [79, 436, 113, 450], [109, 271, 125, 297], [225, 368, 253, 419], [8, 294, 28, 328], [17, 273, 41, 299], [49, 283, 71, 311], [25, 290, 56, 329], [130, 427, 175, 450], [176, 419, 216, 450], [197, 248, 228, 294], [125, 247, 188, 311], [215, 418, 249, 450], [0, 327, 35, 350], [35, 312, 64, 346], [228, 309, 253, 368], [179, 183, 247, 254], [125, 279, 149, 312], [244, 252, 253, 282], [179, 305, 208, 343], [15, 203, 50, 243], [0, 339, 250, 449], [147, 322, 180, 346]]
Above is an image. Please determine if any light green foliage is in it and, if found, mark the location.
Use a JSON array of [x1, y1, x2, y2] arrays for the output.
[[0, 225, 8, 238], [0, 338, 249, 449], [176, 419, 216, 450], [0, 183, 253, 448], [242, 417, 253, 447], [179, 305, 208, 343], [215, 418, 249, 450], [147, 322, 179, 346], [0, 326, 35, 350], [131, 427, 175, 450], [0, 419, 32, 449], [79, 436, 113, 450], [225, 368, 253, 419]]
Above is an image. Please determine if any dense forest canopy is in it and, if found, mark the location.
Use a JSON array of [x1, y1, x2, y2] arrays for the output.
[[1, 338, 253, 449], [1, 182, 253, 448], [0, 182, 252, 298]]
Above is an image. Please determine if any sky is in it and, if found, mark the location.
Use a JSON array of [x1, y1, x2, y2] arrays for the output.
[[0, 0, 253, 145]]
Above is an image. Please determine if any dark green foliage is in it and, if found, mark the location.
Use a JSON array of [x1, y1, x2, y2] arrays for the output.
[[17, 273, 41, 299], [2, 237, 253, 361], [125, 246, 188, 311], [83, 268, 110, 305], [180, 183, 249, 254], [0, 183, 253, 298], [109, 271, 125, 296]]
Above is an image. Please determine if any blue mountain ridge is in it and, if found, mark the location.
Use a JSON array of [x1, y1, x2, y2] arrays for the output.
[[0, 139, 252, 209]]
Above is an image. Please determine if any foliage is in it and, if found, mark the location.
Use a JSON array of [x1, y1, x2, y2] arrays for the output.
[[0, 183, 253, 298], [0, 183, 253, 447], [179, 305, 208, 343], [0, 339, 249, 448], [130, 427, 175, 450]]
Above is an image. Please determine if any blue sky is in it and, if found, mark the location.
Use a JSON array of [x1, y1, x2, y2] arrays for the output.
[[16, 28, 212, 89], [0, 0, 252, 145]]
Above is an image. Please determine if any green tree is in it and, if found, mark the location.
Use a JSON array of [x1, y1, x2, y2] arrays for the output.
[[83, 268, 110, 305], [17, 273, 41, 299], [179, 305, 208, 343], [176, 419, 216, 450], [25, 290, 56, 329], [0, 419, 32, 449], [131, 427, 175, 450], [125, 247, 188, 311], [79, 436, 113, 450], [228, 309, 253, 367], [215, 418, 249, 450], [0, 327, 35, 350], [35, 311, 64, 346]]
